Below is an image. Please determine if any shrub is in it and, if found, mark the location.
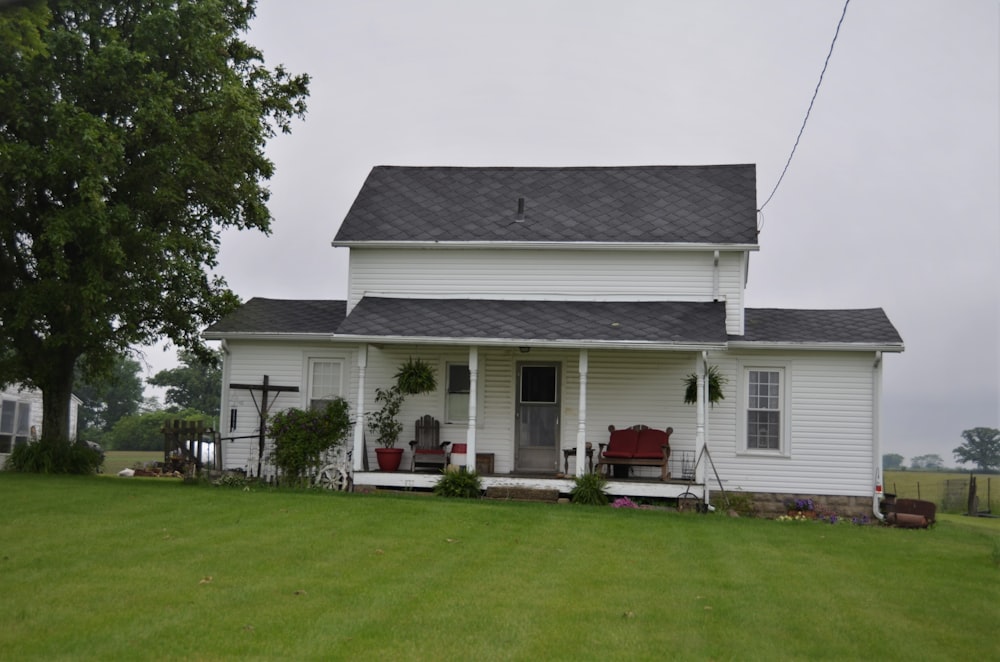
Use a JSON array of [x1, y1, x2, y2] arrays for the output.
[[718, 491, 758, 517], [434, 467, 482, 498], [3, 438, 103, 474], [570, 472, 608, 505], [268, 399, 352, 485]]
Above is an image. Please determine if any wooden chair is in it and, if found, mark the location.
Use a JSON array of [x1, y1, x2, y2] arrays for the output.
[[408, 415, 452, 472]]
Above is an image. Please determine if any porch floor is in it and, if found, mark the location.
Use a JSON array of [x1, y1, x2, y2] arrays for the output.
[[353, 470, 705, 500]]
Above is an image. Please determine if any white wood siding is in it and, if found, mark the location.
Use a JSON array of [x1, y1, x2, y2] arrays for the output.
[[220, 341, 357, 473], [703, 351, 878, 497], [219, 341, 879, 497], [348, 248, 746, 333]]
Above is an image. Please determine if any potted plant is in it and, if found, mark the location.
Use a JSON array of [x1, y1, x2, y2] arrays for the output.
[[683, 365, 727, 406], [367, 358, 437, 472]]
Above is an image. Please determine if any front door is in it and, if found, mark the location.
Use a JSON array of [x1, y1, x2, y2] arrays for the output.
[[515, 363, 560, 473]]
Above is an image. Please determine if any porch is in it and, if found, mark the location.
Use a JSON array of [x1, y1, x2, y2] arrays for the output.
[[352, 469, 706, 500]]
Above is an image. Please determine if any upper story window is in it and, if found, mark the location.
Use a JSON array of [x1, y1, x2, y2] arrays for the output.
[[744, 367, 785, 452], [308, 359, 343, 411], [446, 363, 470, 423]]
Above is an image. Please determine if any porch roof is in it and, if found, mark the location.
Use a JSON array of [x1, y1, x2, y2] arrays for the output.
[[202, 298, 346, 338], [334, 297, 729, 349], [732, 308, 905, 351]]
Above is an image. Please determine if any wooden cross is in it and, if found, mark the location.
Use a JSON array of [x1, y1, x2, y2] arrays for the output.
[[229, 375, 299, 477]]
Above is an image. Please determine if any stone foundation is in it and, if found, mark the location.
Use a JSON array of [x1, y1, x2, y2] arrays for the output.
[[733, 492, 876, 519]]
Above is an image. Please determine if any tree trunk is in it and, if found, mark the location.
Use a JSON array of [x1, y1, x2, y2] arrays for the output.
[[40, 353, 77, 443]]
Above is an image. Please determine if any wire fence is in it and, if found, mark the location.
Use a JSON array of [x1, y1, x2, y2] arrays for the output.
[[887, 474, 996, 515]]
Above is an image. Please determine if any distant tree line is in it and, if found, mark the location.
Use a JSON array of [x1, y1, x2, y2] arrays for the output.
[[884, 427, 1000, 473], [77, 350, 221, 451]]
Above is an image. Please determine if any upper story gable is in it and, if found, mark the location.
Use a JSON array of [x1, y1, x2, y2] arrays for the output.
[[332, 165, 760, 334]]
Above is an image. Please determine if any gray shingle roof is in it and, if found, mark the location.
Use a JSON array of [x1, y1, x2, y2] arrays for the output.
[[204, 299, 904, 349], [335, 297, 728, 345], [203, 298, 346, 335], [334, 165, 758, 245], [736, 308, 904, 346]]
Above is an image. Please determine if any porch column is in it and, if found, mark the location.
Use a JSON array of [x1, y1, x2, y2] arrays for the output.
[[352, 344, 368, 472], [465, 346, 479, 468], [695, 353, 707, 490], [576, 349, 589, 477]]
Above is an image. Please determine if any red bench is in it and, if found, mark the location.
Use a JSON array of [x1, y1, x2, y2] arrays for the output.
[[596, 424, 673, 481]]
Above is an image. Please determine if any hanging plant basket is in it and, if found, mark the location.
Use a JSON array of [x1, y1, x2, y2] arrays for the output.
[[394, 357, 438, 395], [683, 365, 728, 405]]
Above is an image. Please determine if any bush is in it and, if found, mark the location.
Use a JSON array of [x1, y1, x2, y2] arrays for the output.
[[570, 472, 608, 505], [3, 439, 103, 474], [434, 467, 482, 498], [268, 399, 352, 486]]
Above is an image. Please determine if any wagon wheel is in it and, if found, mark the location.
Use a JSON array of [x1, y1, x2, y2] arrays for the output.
[[315, 464, 351, 491]]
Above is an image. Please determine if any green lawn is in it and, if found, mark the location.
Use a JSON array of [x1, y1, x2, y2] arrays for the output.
[[1, 474, 997, 660]]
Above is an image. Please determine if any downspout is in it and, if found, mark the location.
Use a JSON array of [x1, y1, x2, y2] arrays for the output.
[[712, 250, 720, 302], [872, 351, 884, 521], [219, 339, 231, 469], [695, 353, 707, 504]]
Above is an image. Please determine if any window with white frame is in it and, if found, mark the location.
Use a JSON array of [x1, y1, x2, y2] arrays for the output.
[[446, 363, 470, 423], [308, 359, 343, 411], [0, 399, 31, 453], [746, 368, 783, 450]]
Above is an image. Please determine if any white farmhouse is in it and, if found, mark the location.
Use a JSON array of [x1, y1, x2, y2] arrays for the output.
[[204, 165, 903, 516], [1, 385, 81, 459]]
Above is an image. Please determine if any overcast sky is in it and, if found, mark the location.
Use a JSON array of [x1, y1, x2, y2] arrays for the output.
[[144, 0, 999, 463]]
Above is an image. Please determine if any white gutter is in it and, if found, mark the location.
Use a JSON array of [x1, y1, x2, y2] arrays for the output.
[[330, 334, 727, 352], [332, 239, 761, 252], [202, 332, 338, 342], [872, 351, 885, 522], [727, 341, 905, 353]]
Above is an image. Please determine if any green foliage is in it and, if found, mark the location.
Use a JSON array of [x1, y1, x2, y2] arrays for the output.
[[394, 357, 438, 395], [882, 453, 905, 470], [434, 467, 482, 498], [683, 364, 728, 405], [953, 427, 1000, 472], [0, 0, 310, 441], [717, 490, 759, 517], [570, 472, 609, 505], [147, 349, 222, 416], [268, 399, 352, 485], [366, 386, 405, 448], [73, 354, 144, 432], [102, 408, 210, 451], [3, 439, 102, 474], [910, 453, 945, 471]]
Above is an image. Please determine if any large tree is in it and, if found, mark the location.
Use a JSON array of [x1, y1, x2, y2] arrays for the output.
[[147, 349, 221, 416], [0, 1, 309, 443], [953, 427, 1000, 472]]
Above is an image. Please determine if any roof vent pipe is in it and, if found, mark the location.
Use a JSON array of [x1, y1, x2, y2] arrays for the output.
[[515, 196, 525, 222]]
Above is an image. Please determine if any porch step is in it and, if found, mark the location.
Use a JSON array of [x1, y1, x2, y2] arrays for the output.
[[485, 486, 560, 503]]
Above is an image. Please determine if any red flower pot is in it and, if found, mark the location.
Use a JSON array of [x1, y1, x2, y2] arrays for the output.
[[375, 447, 404, 472]]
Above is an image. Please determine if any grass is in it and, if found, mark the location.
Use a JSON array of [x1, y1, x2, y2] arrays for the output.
[[1, 474, 998, 660], [885, 470, 999, 514]]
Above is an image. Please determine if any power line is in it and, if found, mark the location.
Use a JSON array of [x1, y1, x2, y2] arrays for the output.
[[759, 0, 851, 212]]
